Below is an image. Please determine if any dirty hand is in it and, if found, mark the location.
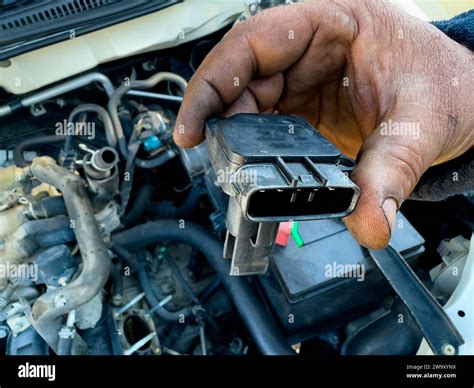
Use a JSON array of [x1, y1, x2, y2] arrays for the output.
[[173, 0, 473, 249]]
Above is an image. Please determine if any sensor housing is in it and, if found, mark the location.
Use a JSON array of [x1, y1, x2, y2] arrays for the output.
[[206, 114, 360, 276]]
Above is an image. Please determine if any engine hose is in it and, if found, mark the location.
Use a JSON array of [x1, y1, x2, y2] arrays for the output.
[[107, 72, 187, 158], [111, 220, 295, 355], [124, 180, 204, 227], [148, 182, 205, 219], [198, 276, 222, 303], [119, 144, 176, 215], [119, 141, 141, 213], [31, 196, 67, 218], [109, 263, 124, 306], [64, 103, 117, 152], [22, 215, 75, 247], [122, 182, 155, 227], [27, 157, 110, 353], [134, 149, 176, 170], [57, 336, 73, 356], [111, 246, 190, 322], [13, 135, 66, 168], [118, 109, 134, 139]]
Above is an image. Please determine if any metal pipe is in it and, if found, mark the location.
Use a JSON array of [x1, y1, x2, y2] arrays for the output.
[[126, 90, 184, 103], [0, 72, 115, 118], [65, 104, 117, 149], [108, 72, 187, 157], [27, 157, 110, 353]]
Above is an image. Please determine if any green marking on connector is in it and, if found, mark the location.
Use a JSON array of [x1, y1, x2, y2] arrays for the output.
[[291, 221, 304, 247]]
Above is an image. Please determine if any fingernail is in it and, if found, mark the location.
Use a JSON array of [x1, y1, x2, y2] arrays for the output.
[[382, 197, 397, 234]]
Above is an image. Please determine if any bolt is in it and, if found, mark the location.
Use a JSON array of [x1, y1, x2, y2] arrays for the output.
[[442, 343, 456, 355]]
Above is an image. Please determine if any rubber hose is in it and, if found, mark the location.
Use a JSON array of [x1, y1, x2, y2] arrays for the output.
[[13, 135, 65, 168], [122, 182, 155, 227], [134, 149, 176, 170], [57, 336, 73, 356], [148, 183, 204, 219], [109, 264, 124, 305], [111, 220, 295, 355], [111, 246, 189, 322], [31, 196, 67, 218]]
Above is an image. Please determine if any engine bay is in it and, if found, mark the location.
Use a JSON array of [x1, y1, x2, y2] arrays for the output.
[[0, 18, 472, 358]]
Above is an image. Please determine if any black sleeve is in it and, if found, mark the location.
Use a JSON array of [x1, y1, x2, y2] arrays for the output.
[[432, 9, 474, 50], [409, 10, 473, 201]]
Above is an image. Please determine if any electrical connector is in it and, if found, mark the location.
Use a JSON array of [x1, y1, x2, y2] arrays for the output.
[[206, 113, 360, 276]]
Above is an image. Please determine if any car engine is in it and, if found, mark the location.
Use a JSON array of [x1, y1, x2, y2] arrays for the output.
[[0, 0, 472, 357]]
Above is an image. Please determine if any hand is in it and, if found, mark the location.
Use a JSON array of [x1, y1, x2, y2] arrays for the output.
[[174, 0, 473, 249]]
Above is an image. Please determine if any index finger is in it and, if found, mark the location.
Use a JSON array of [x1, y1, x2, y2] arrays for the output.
[[173, 4, 316, 147]]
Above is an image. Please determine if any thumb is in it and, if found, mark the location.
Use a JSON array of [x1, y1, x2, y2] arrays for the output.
[[344, 113, 437, 249]]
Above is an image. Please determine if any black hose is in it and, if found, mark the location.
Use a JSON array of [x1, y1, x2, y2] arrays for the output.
[[198, 276, 222, 303], [148, 182, 204, 219], [22, 215, 75, 247], [122, 182, 155, 227], [119, 141, 140, 213], [111, 246, 189, 322], [123, 180, 204, 227], [31, 196, 67, 218], [118, 109, 134, 139], [57, 336, 73, 356], [135, 150, 176, 170], [109, 263, 124, 305], [111, 220, 295, 355], [13, 135, 65, 168]]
